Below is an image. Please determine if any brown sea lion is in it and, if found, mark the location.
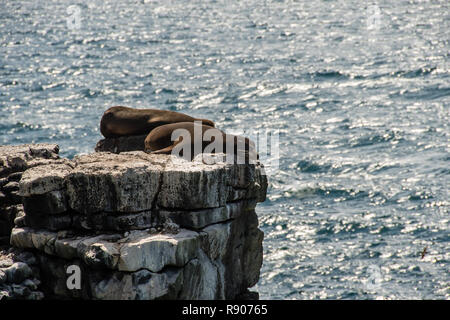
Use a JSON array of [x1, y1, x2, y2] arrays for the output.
[[100, 106, 215, 138], [144, 122, 257, 162]]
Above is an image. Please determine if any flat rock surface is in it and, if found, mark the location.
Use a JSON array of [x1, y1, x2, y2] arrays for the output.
[[19, 151, 267, 217], [0, 144, 59, 178], [12, 227, 201, 273]]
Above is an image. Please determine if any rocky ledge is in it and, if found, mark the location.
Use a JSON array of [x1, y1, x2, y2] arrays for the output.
[[0, 144, 60, 245], [1, 144, 267, 300]]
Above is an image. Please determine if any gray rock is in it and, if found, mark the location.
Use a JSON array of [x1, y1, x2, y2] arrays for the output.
[[4, 262, 33, 283], [222, 210, 264, 299], [0, 254, 14, 268], [54, 236, 83, 260], [66, 153, 163, 214], [118, 229, 200, 272], [22, 190, 68, 215], [201, 223, 231, 261], [12, 283, 30, 297], [157, 156, 228, 209], [19, 163, 72, 197], [160, 199, 257, 229], [22, 278, 38, 290], [3, 181, 19, 193], [0, 247, 44, 300], [105, 211, 153, 231], [90, 272, 135, 300], [7, 172, 22, 182], [19, 151, 266, 223], [5, 145, 267, 300], [132, 269, 171, 300], [0, 178, 8, 187], [16, 251, 37, 265], [0, 144, 59, 179], [162, 220, 180, 234], [0, 269, 6, 284], [25, 213, 72, 231], [78, 238, 120, 270], [10, 227, 34, 249], [178, 250, 221, 299], [13, 206, 26, 227], [30, 230, 56, 255], [0, 191, 6, 202], [0, 289, 11, 300]]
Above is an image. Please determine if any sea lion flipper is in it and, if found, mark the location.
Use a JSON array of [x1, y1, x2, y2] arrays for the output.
[[150, 144, 177, 155]]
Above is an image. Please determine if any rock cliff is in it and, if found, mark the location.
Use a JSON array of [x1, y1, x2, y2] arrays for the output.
[[0, 144, 60, 245], [1, 144, 267, 300]]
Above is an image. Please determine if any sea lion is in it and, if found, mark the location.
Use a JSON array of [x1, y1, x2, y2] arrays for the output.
[[144, 122, 257, 162], [100, 106, 215, 138]]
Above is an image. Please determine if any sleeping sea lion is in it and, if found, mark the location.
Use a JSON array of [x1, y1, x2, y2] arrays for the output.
[[144, 122, 257, 163], [100, 106, 215, 138]]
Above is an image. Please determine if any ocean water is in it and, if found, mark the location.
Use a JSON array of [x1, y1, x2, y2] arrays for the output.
[[0, 0, 448, 299]]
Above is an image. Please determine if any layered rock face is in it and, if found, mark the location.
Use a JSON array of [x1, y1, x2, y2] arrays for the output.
[[0, 144, 60, 245], [0, 248, 43, 300], [0, 144, 60, 300], [3, 145, 267, 300]]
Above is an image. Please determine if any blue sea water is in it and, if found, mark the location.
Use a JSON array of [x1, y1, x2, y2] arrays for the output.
[[0, 0, 448, 299]]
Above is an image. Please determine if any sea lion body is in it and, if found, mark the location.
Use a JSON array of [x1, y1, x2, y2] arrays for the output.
[[100, 106, 215, 138], [144, 122, 257, 162]]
